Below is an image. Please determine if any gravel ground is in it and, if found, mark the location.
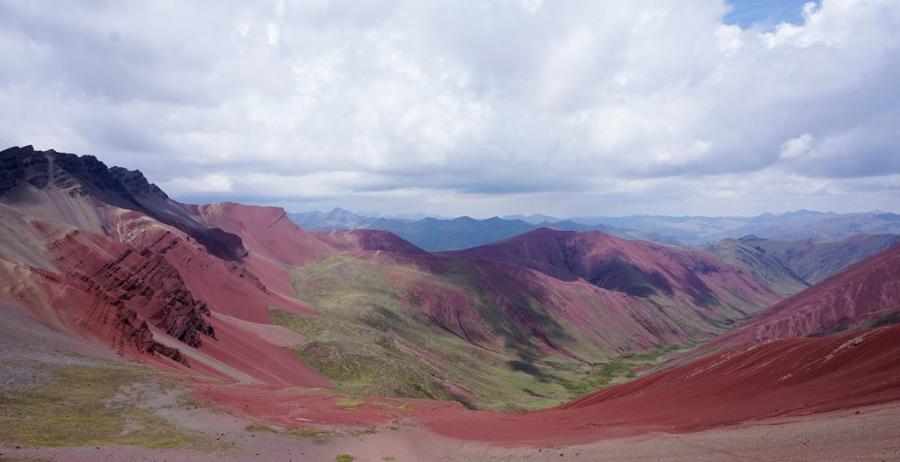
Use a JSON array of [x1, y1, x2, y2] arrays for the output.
[[3, 400, 899, 461], [0, 303, 120, 390]]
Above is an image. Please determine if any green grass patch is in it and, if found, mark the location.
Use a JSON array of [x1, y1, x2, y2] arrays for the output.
[[0, 365, 197, 448], [374, 400, 412, 412], [336, 454, 355, 462], [246, 424, 334, 443], [335, 397, 365, 410]]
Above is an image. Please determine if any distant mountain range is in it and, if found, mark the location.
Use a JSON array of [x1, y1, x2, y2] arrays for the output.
[[291, 208, 900, 250], [572, 210, 900, 244], [706, 234, 900, 296], [288, 208, 653, 251]]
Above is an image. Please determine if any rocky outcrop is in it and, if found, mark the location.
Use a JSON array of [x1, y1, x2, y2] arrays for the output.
[[49, 230, 217, 364]]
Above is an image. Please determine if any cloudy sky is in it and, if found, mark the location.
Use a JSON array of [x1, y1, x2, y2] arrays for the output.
[[1, 0, 898, 218]]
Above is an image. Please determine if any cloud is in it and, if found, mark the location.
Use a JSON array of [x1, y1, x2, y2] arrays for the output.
[[780, 133, 814, 159], [164, 173, 234, 195], [0, 0, 898, 216]]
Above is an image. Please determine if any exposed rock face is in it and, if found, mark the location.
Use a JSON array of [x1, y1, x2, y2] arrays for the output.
[[0, 146, 248, 261], [49, 230, 217, 364]]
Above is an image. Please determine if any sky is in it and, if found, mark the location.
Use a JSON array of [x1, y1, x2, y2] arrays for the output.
[[1, 0, 899, 218]]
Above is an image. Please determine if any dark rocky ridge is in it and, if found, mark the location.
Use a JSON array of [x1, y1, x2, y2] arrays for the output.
[[0, 145, 247, 261]]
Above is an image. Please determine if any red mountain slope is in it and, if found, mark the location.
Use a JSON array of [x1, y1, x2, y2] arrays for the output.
[[448, 227, 781, 327], [426, 239, 900, 444], [709, 242, 900, 348], [0, 147, 788, 407], [427, 322, 900, 445], [0, 149, 329, 387]]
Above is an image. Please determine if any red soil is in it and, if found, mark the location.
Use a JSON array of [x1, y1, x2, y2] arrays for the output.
[[424, 322, 900, 445], [194, 383, 459, 428]]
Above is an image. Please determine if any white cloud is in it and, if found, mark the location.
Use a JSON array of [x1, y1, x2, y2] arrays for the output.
[[164, 173, 234, 194], [0, 0, 898, 216], [780, 133, 814, 159]]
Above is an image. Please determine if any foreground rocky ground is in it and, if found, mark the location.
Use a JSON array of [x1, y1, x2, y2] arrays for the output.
[[4, 400, 900, 461]]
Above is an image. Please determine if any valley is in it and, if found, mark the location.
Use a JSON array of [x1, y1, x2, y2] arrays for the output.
[[1, 147, 899, 461]]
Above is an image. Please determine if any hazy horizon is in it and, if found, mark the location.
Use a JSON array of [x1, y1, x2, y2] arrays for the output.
[[286, 204, 899, 221]]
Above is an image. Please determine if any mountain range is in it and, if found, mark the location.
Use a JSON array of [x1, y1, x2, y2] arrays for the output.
[[291, 207, 900, 251], [0, 146, 781, 410], [2, 146, 900, 458], [574, 210, 900, 244], [290, 208, 668, 251]]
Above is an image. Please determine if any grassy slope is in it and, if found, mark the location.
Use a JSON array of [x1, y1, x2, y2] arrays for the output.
[[706, 239, 809, 296], [0, 364, 198, 448], [274, 255, 685, 411]]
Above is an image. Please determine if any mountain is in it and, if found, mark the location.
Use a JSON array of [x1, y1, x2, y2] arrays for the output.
[[0, 146, 247, 261], [293, 209, 900, 248], [428, 234, 900, 445], [4, 146, 900, 457], [0, 146, 329, 386], [226, 223, 779, 410], [288, 211, 541, 251], [369, 216, 537, 251], [501, 213, 560, 224], [576, 210, 900, 244], [706, 237, 810, 296], [447, 228, 779, 310], [711, 242, 900, 345], [289, 211, 653, 251], [0, 146, 783, 411], [736, 234, 900, 284], [287, 207, 382, 230]]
